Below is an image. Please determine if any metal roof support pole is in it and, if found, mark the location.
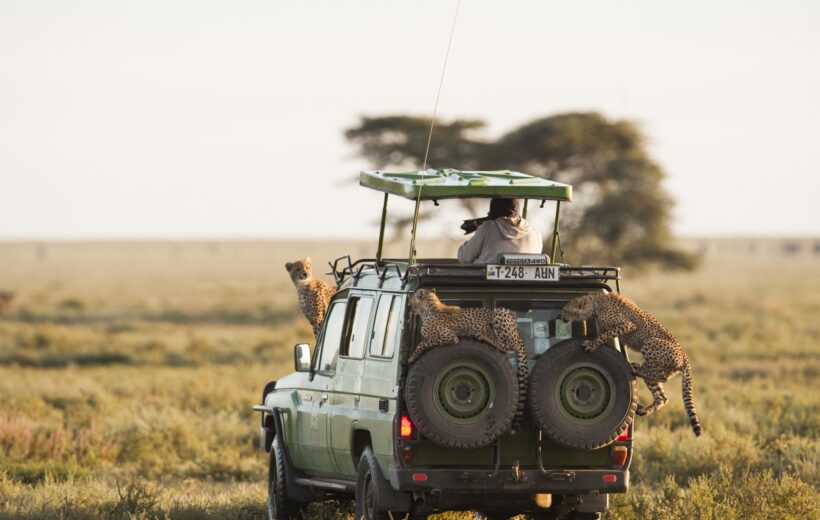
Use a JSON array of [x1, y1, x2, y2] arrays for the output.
[[522, 199, 529, 219], [550, 201, 562, 262], [376, 193, 389, 263], [408, 196, 422, 264]]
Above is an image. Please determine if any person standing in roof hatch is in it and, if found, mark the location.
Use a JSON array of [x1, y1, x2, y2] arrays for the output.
[[457, 198, 543, 264]]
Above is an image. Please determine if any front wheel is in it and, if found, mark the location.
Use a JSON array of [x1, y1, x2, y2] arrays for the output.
[[268, 435, 303, 520]]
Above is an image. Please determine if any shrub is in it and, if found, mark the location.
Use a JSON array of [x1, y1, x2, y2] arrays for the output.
[[611, 468, 819, 520]]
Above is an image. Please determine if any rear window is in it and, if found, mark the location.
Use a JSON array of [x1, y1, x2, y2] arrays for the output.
[[495, 300, 589, 359]]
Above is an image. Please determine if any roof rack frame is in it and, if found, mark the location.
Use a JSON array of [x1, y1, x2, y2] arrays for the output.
[[327, 255, 354, 286], [330, 257, 620, 293]]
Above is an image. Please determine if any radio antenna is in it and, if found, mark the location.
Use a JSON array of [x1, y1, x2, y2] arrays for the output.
[[421, 0, 461, 172], [409, 0, 461, 263]]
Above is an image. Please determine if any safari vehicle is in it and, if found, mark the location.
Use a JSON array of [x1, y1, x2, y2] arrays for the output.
[[254, 170, 636, 520]]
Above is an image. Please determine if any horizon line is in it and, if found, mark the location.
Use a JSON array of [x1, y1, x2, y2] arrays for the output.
[[0, 234, 818, 244]]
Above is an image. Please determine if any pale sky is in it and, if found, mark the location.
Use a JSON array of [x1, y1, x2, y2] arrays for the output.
[[1, 0, 818, 240]]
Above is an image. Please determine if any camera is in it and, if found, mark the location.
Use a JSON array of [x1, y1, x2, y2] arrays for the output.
[[460, 216, 490, 235]]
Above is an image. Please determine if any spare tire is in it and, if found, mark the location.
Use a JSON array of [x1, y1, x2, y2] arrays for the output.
[[528, 339, 637, 450], [406, 339, 518, 448]]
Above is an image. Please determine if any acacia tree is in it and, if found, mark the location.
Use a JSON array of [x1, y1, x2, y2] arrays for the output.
[[345, 112, 696, 270]]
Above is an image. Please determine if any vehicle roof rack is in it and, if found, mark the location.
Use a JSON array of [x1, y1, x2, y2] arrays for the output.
[[329, 256, 620, 292], [329, 256, 408, 288], [408, 263, 619, 281]]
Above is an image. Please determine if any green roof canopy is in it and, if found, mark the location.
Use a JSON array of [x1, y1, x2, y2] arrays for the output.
[[360, 169, 572, 202]]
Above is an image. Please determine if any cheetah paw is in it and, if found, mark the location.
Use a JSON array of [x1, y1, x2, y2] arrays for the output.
[[582, 340, 597, 352], [635, 405, 647, 416]]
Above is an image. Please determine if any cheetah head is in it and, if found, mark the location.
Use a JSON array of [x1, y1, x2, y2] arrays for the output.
[[410, 288, 439, 314], [285, 257, 313, 285], [561, 293, 597, 321]]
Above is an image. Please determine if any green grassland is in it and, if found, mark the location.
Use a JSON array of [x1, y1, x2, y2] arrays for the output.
[[0, 241, 817, 519]]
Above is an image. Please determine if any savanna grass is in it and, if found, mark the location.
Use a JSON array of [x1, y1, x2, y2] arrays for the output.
[[0, 241, 817, 518]]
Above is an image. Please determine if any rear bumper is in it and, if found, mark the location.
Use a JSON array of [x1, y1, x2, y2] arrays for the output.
[[388, 467, 628, 494]]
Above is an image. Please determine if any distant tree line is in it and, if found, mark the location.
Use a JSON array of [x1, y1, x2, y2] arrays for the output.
[[345, 112, 696, 271]]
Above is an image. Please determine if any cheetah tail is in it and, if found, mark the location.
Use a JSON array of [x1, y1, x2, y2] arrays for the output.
[[681, 361, 702, 437], [407, 343, 433, 364], [510, 339, 528, 435]]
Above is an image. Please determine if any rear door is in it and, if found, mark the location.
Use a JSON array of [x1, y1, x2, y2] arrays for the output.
[[329, 293, 374, 476], [361, 293, 404, 473]]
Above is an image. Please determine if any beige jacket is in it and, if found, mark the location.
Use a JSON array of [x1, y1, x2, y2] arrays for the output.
[[457, 216, 543, 264]]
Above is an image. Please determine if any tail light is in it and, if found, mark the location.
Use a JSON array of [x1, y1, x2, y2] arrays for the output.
[[611, 445, 628, 465], [400, 415, 414, 438], [616, 429, 631, 442]]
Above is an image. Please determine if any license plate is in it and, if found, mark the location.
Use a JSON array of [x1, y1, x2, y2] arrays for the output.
[[486, 264, 560, 281]]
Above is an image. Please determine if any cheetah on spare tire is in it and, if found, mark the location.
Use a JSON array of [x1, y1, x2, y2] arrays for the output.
[[561, 292, 702, 436], [408, 288, 528, 432]]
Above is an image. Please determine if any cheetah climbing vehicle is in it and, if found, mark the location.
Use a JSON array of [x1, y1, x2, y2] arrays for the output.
[[254, 169, 637, 520]]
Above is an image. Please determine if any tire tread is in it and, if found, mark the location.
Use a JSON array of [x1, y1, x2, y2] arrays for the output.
[[406, 340, 518, 448], [528, 340, 637, 450]]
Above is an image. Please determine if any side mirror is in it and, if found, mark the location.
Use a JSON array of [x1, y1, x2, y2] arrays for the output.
[[294, 344, 312, 372]]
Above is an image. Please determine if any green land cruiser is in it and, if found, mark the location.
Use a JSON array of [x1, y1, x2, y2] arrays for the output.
[[254, 170, 636, 520]]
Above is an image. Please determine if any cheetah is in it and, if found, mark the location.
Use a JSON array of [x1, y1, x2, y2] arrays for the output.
[[561, 292, 702, 436], [285, 258, 335, 339], [408, 288, 529, 432]]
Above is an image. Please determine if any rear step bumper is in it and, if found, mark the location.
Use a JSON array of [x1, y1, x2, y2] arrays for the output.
[[388, 467, 628, 494]]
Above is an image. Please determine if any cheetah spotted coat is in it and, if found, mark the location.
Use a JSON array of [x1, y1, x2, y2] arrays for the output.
[[408, 289, 529, 433], [285, 258, 335, 339], [561, 292, 702, 436]]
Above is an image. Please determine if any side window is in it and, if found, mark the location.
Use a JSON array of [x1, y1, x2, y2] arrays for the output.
[[340, 296, 373, 358], [370, 294, 402, 358], [318, 302, 347, 372]]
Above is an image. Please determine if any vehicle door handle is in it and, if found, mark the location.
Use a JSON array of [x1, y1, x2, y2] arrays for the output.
[[321, 393, 328, 401]]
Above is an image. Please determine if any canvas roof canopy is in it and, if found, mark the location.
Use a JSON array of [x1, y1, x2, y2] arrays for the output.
[[360, 169, 572, 202], [359, 168, 570, 263]]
